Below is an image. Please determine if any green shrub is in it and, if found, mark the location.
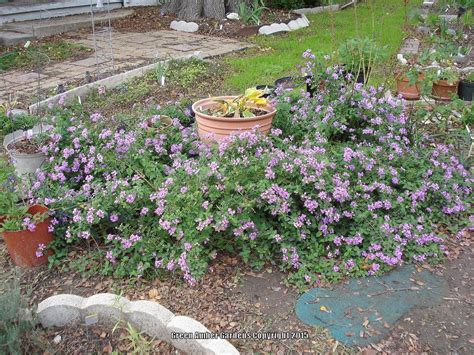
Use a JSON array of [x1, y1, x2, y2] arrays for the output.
[[29, 54, 471, 288], [0, 272, 40, 353]]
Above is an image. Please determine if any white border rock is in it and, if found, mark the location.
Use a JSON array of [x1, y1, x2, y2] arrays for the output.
[[170, 20, 199, 33], [37, 293, 239, 355], [259, 14, 310, 36], [258, 22, 291, 35]]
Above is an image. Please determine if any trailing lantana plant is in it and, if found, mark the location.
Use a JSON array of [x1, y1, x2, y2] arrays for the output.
[[28, 51, 472, 288]]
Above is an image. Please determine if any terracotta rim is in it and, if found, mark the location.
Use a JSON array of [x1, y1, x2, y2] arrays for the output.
[[192, 96, 276, 122], [433, 80, 459, 87]]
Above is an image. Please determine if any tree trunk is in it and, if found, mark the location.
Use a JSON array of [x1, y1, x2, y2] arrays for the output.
[[203, 0, 225, 19], [225, 0, 240, 13], [161, 0, 181, 15], [162, 0, 229, 20], [180, 0, 205, 20]]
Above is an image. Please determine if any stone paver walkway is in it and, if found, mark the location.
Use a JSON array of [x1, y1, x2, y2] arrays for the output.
[[0, 30, 249, 105]]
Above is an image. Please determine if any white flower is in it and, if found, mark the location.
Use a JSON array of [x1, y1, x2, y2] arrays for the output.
[[25, 129, 33, 140]]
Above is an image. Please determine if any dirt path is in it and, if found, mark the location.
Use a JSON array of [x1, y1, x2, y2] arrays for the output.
[[1, 233, 472, 353], [369, 236, 474, 353]]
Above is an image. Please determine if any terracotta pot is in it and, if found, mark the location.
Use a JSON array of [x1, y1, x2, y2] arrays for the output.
[[432, 80, 459, 101], [2, 205, 54, 268], [396, 73, 424, 100], [192, 96, 277, 142]]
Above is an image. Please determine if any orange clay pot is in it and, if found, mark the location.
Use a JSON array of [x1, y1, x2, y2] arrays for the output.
[[431, 80, 459, 101], [2, 205, 54, 268], [192, 96, 277, 142], [396, 73, 424, 100]]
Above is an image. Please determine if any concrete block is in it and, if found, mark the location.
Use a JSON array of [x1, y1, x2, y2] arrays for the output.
[[170, 20, 199, 33], [0, 31, 34, 46], [81, 293, 131, 325], [126, 300, 175, 342], [167, 316, 239, 355], [9, 109, 28, 117], [293, 4, 339, 15], [37, 294, 83, 327]]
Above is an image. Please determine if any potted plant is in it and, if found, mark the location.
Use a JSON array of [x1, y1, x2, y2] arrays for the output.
[[428, 66, 460, 101], [395, 54, 427, 100], [4, 124, 52, 176], [192, 88, 276, 142], [0, 162, 54, 267], [338, 37, 388, 85], [458, 71, 474, 101]]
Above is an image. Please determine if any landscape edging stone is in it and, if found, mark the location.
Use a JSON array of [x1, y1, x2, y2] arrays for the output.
[[37, 293, 239, 354]]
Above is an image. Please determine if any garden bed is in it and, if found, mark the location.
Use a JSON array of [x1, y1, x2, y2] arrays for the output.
[[109, 6, 299, 38], [0, 38, 91, 72]]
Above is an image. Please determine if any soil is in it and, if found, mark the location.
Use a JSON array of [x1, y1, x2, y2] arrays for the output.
[[0, 36, 92, 72], [7, 138, 44, 154], [81, 59, 229, 117], [109, 6, 298, 38], [361, 233, 474, 353], [36, 323, 176, 354], [201, 107, 270, 118], [2, 231, 473, 353], [0, 243, 340, 354]]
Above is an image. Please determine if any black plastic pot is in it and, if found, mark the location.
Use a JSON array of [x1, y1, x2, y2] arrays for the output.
[[274, 76, 297, 90], [256, 85, 276, 98], [304, 75, 316, 97], [458, 80, 474, 101]]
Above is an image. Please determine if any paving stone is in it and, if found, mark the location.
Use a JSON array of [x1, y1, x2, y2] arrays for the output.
[[165, 44, 200, 52], [70, 57, 108, 67], [7, 30, 249, 105], [399, 38, 420, 55], [37, 294, 83, 327], [167, 316, 239, 355]]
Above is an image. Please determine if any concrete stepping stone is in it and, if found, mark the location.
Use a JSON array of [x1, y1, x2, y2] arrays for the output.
[[295, 265, 447, 346]]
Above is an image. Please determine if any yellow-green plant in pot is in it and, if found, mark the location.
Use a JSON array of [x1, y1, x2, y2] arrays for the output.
[[192, 88, 276, 142]]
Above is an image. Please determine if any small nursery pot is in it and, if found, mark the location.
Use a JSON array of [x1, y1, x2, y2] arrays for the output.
[[458, 80, 474, 101], [431, 80, 460, 101], [2, 205, 54, 268], [192, 96, 277, 142], [274, 76, 298, 90], [4, 128, 48, 176], [255, 85, 276, 98], [345, 67, 371, 84], [396, 73, 424, 100]]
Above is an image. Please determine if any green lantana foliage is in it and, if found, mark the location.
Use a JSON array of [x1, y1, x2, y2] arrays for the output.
[[28, 55, 472, 288]]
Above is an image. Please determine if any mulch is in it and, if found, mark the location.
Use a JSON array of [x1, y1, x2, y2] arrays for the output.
[[36, 323, 175, 354], [109, 6, 298, 38], [0, 243, 339, 353]]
